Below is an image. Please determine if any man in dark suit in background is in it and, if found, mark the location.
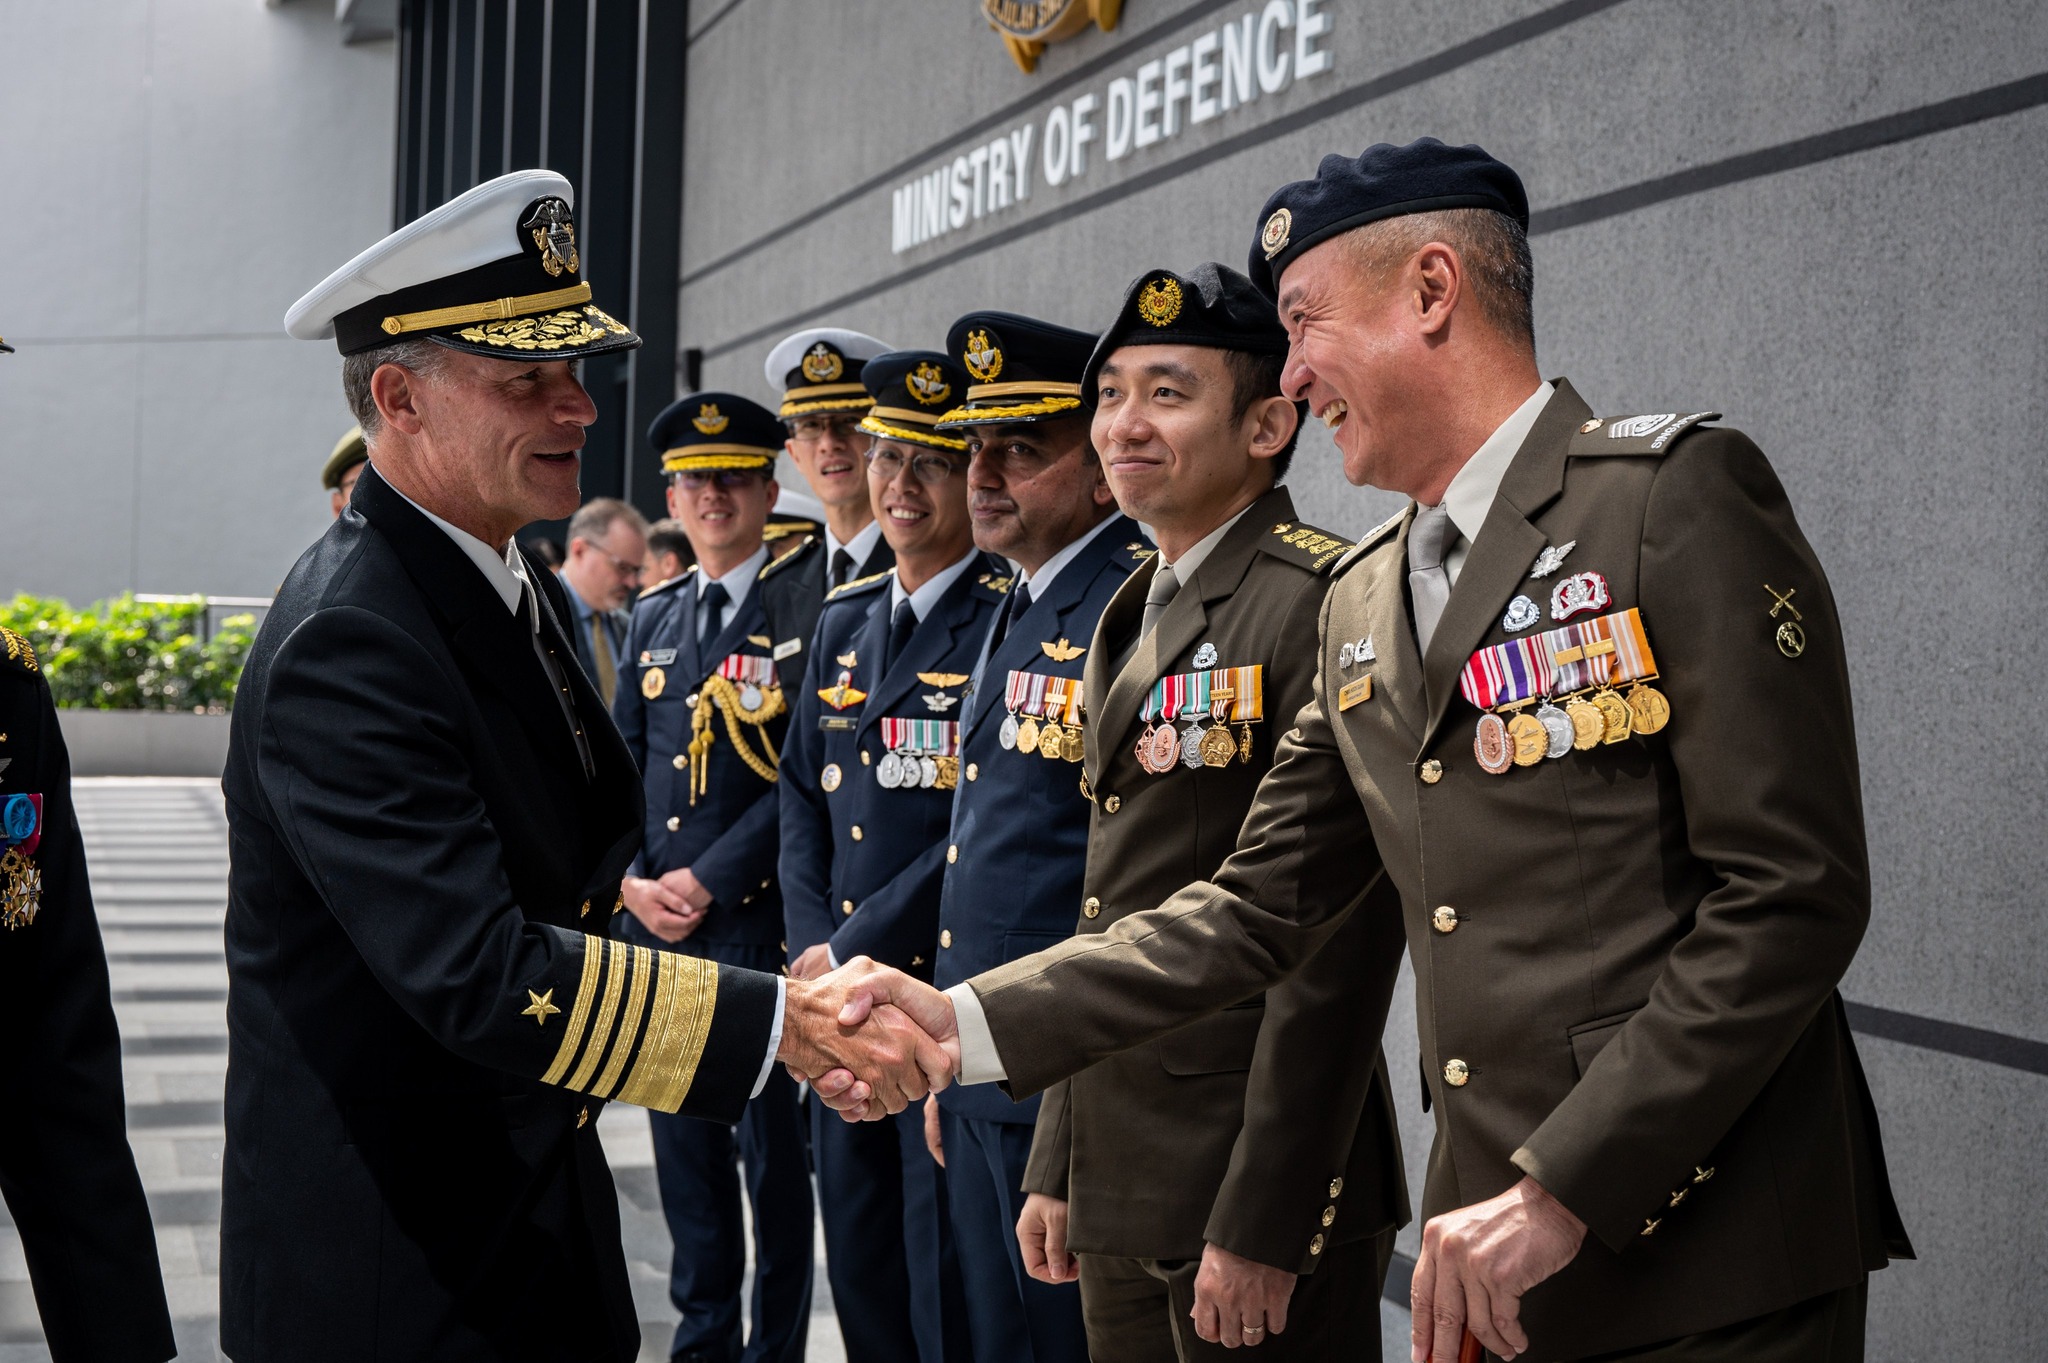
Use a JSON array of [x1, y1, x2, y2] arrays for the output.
[[235, 170, 951, 1363], [613, 394, 815, 1363], [557, 496, 649, 708]]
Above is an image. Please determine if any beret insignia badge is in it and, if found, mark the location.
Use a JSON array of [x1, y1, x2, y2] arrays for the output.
[[908, 362, 952, 406], [801, 343, 845, 383], [524, 198, 581, 278], [1260, 206, 1293, 261], [1137, 277, 1183, 327], [963, 328, 1003, 383], [693, 403, 729, 435]]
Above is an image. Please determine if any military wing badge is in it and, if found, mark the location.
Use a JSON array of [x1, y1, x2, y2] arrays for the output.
[[1529, 541, 1577, 579], [819, 671, 867, 710], [1041, 638, 1085, 663]]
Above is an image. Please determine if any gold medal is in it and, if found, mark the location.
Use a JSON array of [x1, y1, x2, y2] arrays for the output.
[[934, 756, 960, 790], [1062, 725, 1085, 762], [1016, 716, 1041, 755], [1627, 683, 1670, 735], [1199, 724, 1238, 767], [1564, 698, 1605, 750], [1592, 688, 1633, 744], [1236, 722, 1253, 763], [1038, 722, 1066, 761], [1506, 712, 1548, 766], [641, 666, 666, 700], [0, 847, 40, 930]]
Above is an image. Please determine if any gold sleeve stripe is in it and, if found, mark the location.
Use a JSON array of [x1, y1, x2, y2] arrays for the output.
[[593, 945, 656, 1099], [617, 953, 720, 1113], [568, 935, 631, 1092], [540, 936, 606, 1086]]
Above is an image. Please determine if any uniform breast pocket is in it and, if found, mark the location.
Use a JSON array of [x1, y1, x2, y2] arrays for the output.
[[1000, 929, 1069, 966], [1155, 1003, 1266, 1076], [1567, 1005, 1643, 1079]]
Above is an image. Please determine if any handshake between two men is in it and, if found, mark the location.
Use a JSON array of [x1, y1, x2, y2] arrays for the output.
[[775, 956, 959, 1118]]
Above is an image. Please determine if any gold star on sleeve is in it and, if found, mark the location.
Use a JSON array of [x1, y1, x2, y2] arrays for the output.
[[522, 987, 562, 1025]]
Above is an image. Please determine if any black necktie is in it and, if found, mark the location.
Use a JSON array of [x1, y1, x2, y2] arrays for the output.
[[883, 598, 917, 674], [698, 582, 729, 652], [988, 581, 1031, 652], [829, 548, 854, 593]]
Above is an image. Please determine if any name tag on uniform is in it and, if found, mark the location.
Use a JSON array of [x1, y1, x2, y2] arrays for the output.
[[773, 638, 803, 662], [640, 648, 678, 667], [818, 716, 857, 732], [1338, 675, 1373, 711]]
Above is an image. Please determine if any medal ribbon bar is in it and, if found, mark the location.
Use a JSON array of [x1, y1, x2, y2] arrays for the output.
[[716, 653, 778, 687], [879, 717, 961, 756]]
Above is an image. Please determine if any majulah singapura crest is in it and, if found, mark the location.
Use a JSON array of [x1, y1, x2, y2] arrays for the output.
[[963, 329, 1003, 383], [801, 343, 845, 384], [908, 362, 952, 406], [1137, 277, 1183, 328], [524, 198, 580, 278]]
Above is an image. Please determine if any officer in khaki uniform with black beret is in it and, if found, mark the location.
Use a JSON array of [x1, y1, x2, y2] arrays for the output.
[[1007, 263, 1408, 1360], [825, 140, 1910, 1363]]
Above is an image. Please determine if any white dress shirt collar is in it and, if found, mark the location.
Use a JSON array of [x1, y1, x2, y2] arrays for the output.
[[1012, 513, 1119, 601], [889, 545, 982, 622], [386, 481, 525, 617], [697, 544, 770, 604], [824, 520, 884, 574]]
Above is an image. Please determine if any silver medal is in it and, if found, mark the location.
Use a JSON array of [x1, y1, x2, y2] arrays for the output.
[[1502, 595, 1542, 633], [999, 713, 1020, 750], [919, 755, 939, 788], [1536, 703, 1574, 759], [739, 683, 764, 713], [1180, 722, 1206, 769], [1191, 642, 1219, 669], [878, 751, 905, 787]]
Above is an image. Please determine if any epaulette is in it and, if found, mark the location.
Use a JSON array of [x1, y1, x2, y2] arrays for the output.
[[1260, 519, 1353, 574], [1333, 507, 1407, 574], [758, 534, 819, 582], [636, 565, 696, 600], [1569, 411, 1721, 457], [826, 568, 892, 601], [0, 626, 40, 675], [1119, 538, 1157, 564], [972, 570, 1013, 599]]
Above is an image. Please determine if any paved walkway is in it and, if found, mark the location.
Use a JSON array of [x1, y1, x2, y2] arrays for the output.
[[1, 777, 1406, 1361]]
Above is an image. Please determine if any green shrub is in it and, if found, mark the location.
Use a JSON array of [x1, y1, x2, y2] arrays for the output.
[[0, 594, 257, 712]]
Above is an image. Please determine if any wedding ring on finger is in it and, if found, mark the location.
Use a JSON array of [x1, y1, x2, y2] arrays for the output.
[[1242, 1325, 1266, 1339]]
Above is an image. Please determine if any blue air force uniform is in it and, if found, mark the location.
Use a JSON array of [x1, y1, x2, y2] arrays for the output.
[[778, 348, 987, 1363], [612, 394, 814, 1363]]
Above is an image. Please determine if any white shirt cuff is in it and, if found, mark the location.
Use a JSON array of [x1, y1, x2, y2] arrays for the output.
[[947, 982, 1008, 1085], [826, 945, 840, 971], [751, 975, 787, 1099]]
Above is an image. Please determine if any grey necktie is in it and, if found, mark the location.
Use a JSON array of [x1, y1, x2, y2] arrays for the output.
[[1140, 564, 1180, 640], [1408, 503, 1455, 656]]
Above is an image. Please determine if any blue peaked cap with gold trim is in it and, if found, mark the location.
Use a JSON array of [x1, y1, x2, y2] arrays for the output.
[[860, 351, 972, 452], [933, 311, 1096, 430], [1247, 138, 1528, 298], [649, 392, 783, 475], [286, 170, 641, 360]]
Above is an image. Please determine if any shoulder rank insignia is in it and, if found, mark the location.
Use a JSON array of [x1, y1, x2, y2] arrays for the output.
[[818, 671, 867, 710], [976, 572, 1013, 595], [1569, 411, 1721, 456], [1, 628, 40, 674], [757, 535, 818, 582], [827, 570, 892, 600], [1264, 521, 1352, 573], [1041, 638, 1085, 663], [1335, 509, 1405, 573]]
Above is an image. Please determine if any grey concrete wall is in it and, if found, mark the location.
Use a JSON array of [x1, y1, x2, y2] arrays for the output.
[[676, 0, 2048, 1354], [0, 0, 393, 605]]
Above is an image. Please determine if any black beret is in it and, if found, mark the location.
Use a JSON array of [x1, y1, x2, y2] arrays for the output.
[[647, 391, 783, 474], [1081, 262, 1284, 407], [1247, 138, 1528, 297], [933, 311, 1097, 429], [859, 350, 973, 451]]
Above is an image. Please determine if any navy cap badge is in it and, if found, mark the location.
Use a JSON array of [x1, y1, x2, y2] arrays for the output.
[[693, 403, 729, 435], [908, 361, 953, 406], [1137, 277, 1183, 327], [524, 198, 580, 277], [1260, 207, 1293, 261], [963, 329, 1003, 383], [801, 343, 844, 383]]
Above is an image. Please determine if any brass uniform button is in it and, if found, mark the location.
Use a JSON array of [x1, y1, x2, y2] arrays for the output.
[[940, 929, 953, 949], [1431, 905, 1458, 933], [842, 900, 855, 917], [1443, 1058, 1470, 1087], [966, 763, 979, 781], [946, 845, 958, 864], [686, 693, 700, 706], [851, 825, 863, 841], [1321, 1206, 1336, 1227], [1103, 794, 1121, 814], [860, 751, 872, 765], [672, 753, 687, 769], [1420, 760, 1444, 785], [666, 816, 681, 831], [911, 955, 924, 967], [1308, 1234, 1325, 1256], [1082, 896, 1101, 919], [579, 898, 591, 918], [577, 1106, 589, 1129], [1328, 1177, 1344, 1198]]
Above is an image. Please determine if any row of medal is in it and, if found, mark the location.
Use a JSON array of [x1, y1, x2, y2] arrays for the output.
[[999, 670, 1086, 763], [1, 793, 44, 931], [1135, 665, 1265, 774], [1459, 607, 1670, 775], [876, 717, 962, 791]]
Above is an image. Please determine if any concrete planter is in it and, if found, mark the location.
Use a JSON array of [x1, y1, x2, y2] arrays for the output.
[[57, 709, 233, 778]]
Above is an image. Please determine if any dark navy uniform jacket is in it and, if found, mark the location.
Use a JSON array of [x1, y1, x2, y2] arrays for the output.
[[612, 566, 786, 949], [758, 533, 895, 695], [0, 633, 175, 1363], [934, 518, 1150, 1125], [779, 556, 1004, 978]]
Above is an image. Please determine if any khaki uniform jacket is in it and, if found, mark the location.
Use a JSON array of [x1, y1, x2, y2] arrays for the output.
[[973, 382, 1909, 1358], [1021, 485, 1410, 1274]]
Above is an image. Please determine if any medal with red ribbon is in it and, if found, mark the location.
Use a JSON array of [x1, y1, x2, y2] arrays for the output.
[[878, 716, 961, 790], [1460, 606, 1668, 775]]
